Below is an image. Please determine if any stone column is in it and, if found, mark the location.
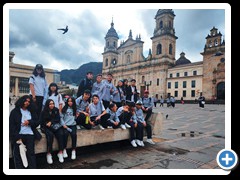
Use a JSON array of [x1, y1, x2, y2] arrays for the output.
[[14, 77, 19, 97]]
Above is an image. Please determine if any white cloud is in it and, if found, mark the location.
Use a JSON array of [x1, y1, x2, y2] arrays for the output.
[[6, 3, 226, 71]]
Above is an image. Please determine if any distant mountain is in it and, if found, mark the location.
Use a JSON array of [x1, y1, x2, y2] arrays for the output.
[[60, 62, 103, 85]]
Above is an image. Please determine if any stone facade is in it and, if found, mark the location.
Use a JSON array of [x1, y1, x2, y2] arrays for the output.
[[201, 27, 225, 100], [101, 9, 225, 101], [167, 61, 203, 100], [9, 51, 59, 97]]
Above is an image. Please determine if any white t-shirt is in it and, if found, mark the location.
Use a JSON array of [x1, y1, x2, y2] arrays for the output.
[[19, 108, 33, 135], [47, 93, 64, 109]]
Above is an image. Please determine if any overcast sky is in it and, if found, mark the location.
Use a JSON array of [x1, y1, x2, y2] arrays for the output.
[[6, 3, 228, 71]]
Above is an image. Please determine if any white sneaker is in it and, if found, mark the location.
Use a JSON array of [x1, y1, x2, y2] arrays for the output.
[[140, 141, 145, 147], [125, 123, 131, 128], [76, 125, 81, 130], [57, 153, 64, 163], [98, 124, 105, 130], [131, 140, 137, 147], [136, 139, 142, 146], [120, 124, 126, 130], [146, 139, 155, 145], [46, 153, 53, 164], [63, 149, 68, 158], [71, 150, 76, 160], [107, 126, 113, 129]]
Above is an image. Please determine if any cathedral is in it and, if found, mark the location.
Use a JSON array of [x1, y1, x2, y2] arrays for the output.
[[102, 9, 225, 101]]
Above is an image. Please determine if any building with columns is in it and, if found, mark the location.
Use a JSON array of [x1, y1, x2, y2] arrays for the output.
[[102, 9, 225, 101], [9, 51, 60, 97]]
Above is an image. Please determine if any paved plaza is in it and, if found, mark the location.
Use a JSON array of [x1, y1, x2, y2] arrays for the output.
[[9, 103, 227, 173]]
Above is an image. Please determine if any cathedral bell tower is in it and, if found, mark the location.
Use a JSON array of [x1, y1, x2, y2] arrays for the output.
[[201, 27, 225, 100], [102, 19, 119, 74], [151, 9, 178, 64]]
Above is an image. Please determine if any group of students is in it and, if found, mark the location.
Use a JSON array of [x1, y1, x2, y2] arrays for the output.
[[9, 64, 155, 169]]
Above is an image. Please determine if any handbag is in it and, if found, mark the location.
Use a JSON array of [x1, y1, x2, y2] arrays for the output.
[[50, 123, 62, 131]]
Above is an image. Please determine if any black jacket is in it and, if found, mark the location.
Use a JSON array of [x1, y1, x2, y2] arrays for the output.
[[9, 108, 42, 142], [40, 107, 61, 128], [77, 78, 93, 98]]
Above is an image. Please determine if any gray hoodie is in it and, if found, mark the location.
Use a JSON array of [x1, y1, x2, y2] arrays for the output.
[[60, 107, 76, 126]]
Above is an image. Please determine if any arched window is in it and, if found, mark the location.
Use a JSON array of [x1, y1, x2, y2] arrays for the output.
[[157, 44, 162, 55], [169, 44, 173, 55], [142, 76, 145, 83], [113, 41, 116, 47], [217, 82, 225, 100], [105, 58, 108, 67], [107, 41, 109, 47], [169, 21, 172, 28], [127, 55, 130, 63], [209, 40, 212, 47], [160, 21, 163, 29], [214, 39, 218, 46]]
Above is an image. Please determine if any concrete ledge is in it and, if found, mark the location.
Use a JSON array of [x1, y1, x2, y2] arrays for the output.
[[9, 112, 163, 158]]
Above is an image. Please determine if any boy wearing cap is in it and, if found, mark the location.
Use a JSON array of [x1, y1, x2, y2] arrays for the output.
[[29, 64, 48, 119]]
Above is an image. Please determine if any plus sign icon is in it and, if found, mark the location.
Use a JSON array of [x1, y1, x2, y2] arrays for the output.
[[217, 149, 238, 170]]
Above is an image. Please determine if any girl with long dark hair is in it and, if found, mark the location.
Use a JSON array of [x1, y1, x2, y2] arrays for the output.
[[60, 97, 77, 160], [40, 99, 64, 164], [9, 95, 42, 169]]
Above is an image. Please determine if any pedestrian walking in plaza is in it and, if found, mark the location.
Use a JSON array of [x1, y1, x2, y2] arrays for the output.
[[198, 93, 205, 109], [160, 96, 164, 107]]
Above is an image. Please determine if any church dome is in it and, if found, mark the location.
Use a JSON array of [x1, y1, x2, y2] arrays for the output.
[[155, 9, 175, 19], [105, 21, 119, 39], [175, 52, 191, 66]]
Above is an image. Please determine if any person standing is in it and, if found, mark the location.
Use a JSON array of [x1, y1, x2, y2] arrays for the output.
[[141, 90, 155, 144], [29, 64, 48, 119], [102, 73, 117, 109], [181, 97, 184, 104], [198, 93, 205, 109], [77, 71, 93, 98], [9, 95, 42, 169], [160, 96, 164, 107], [153, 95, 158, 107], [170, 96, 176, 108], [112, 80, 124, 108], [130, 79, 138, 103], [91, 74, 105, 101], [123, 79, 132, 101]]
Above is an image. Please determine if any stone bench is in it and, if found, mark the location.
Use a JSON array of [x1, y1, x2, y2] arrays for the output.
[[9, 112, 163, 158]]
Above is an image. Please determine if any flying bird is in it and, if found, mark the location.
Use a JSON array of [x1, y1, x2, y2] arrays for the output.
[[57, 25, 68, 34]]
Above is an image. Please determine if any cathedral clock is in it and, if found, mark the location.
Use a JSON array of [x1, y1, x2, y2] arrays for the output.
[[112, 59, 117, 65]]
